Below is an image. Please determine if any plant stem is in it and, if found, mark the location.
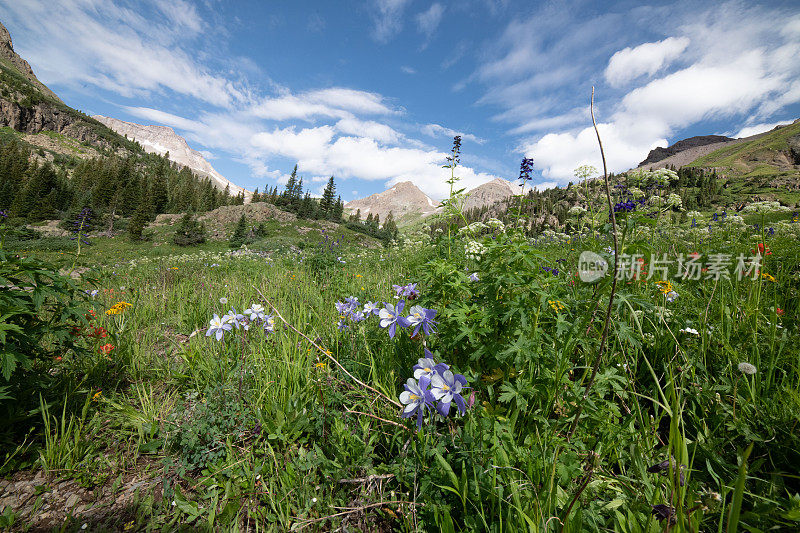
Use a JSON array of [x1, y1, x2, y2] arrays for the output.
[[567, 87, 620, 441]]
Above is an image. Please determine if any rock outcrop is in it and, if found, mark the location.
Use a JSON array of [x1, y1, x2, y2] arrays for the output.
[[93, 115, 248, 197], [0, 99, 98, 141]]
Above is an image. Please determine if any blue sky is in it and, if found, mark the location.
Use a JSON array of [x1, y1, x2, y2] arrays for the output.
[[1, 0, 799, 201]]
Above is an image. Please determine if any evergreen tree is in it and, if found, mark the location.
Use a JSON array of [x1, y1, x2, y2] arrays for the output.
[[173, 212, 206, 246], [332, 196, 344, 221], [319, 177, 336, 218], [229, 213, 248, 248]]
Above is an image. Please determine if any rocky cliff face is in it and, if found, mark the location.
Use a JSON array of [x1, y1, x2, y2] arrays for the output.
[[0, 99, 98, 141], [639, 135, 734, 166], [345, 181, 438, 222], [0, 21, 62, 103], [93, 115, 247, 197]]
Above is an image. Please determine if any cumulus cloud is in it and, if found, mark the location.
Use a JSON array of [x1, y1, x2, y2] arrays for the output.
[[335, 118, 404, 144], [604, 37, 689, 87], [484, 2, 800, 183]]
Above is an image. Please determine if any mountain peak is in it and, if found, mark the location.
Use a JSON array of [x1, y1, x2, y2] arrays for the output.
[[345, 181, 437, 222], [93, 115, 248, 197]]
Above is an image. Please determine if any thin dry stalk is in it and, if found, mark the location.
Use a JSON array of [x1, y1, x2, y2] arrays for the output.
[[254, 286, 402, 409], [566, 87, 620, 440]]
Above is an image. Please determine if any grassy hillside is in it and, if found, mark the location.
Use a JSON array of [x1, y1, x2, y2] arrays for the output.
[[686, 120, 800, 178]]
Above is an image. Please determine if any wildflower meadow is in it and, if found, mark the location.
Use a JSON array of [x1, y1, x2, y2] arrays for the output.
[[1, 141, 799, 532]]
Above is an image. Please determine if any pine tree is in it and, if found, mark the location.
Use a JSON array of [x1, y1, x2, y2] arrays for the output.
[[173, 211, 206, 246], [229, 213, 248, 248], [332, 196, 344, 221], [282, 165, 298, 205], [320, 177, 336, 218]]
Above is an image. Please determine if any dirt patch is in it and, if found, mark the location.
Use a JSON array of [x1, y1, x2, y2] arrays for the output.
[[0, 457, 167, 531]]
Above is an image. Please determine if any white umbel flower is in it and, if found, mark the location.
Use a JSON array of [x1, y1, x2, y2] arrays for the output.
[[738, 362, 757, 375]]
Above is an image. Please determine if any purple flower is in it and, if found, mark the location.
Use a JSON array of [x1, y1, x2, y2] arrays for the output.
[[379, 301, 411, 338], [399, 376, 434, 429], [469, 272, 479, 282], [407, 305, 437, 337], [430, 370, 468, 416], [337, 319, 349, 331]]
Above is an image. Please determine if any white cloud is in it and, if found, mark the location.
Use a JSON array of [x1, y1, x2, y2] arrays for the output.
[[416, 3, 445, 47], [491, 3, 800, 183], [249, 87, 398, 121], [335, 118, 404, 144], [369, 0, 412, 44], [0, 0, 247, 108], [401, 65, 416, 74], [421, 124, 484, 144], [124, 106, 204, 132], [733, 121, 793, 139], [604, 37, 689, 87]]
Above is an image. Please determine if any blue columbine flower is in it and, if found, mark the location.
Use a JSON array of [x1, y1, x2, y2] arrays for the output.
[[399, 376, 434, 429], [469, 272, 479, 282], [413, 350, 449, 381], [430, 370, 469, 416], [379, 301, 411, 338], [407, 305, 437, 337], [244, 303, 266, 322], [335, 301, 350, 314], [206, 314, 232, 341], [263, 315, 275, 333], [363, 301, 381, 316], [223, 308, 246, 329]]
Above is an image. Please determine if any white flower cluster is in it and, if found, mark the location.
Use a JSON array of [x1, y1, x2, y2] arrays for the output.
[[722, 214, 745, 226], [651, 168, 679, 186], [742, 201, 792, 214], [686, 211, 703, 220], [464, 240, 487, 260], [485, 218, 505, 232], [568, 205, 587, 216], [541, 229, 571, 242], [458, 221, 488, 237], [666, 193, 683, 209], [628, 187, 645, 199]]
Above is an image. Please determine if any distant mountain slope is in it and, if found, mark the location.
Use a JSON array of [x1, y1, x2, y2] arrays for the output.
[[639, 135, 734, 166], [93, 115, 247, 197], [684, 119, 800, 177], [461, 178, 517, 212], [345, 181, 438, 224]]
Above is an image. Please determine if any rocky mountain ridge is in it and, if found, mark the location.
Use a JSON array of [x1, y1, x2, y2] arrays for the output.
[[638, 135, 734, 167], [0, 22, 61, 103], [93, 115, 247, 197]]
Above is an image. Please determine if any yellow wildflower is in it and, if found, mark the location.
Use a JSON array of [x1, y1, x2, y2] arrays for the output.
[[761, 272, 777, 282], [655, 280, 673, 295], [548, 300, 566, 312], [92, 391, 102, 401]]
